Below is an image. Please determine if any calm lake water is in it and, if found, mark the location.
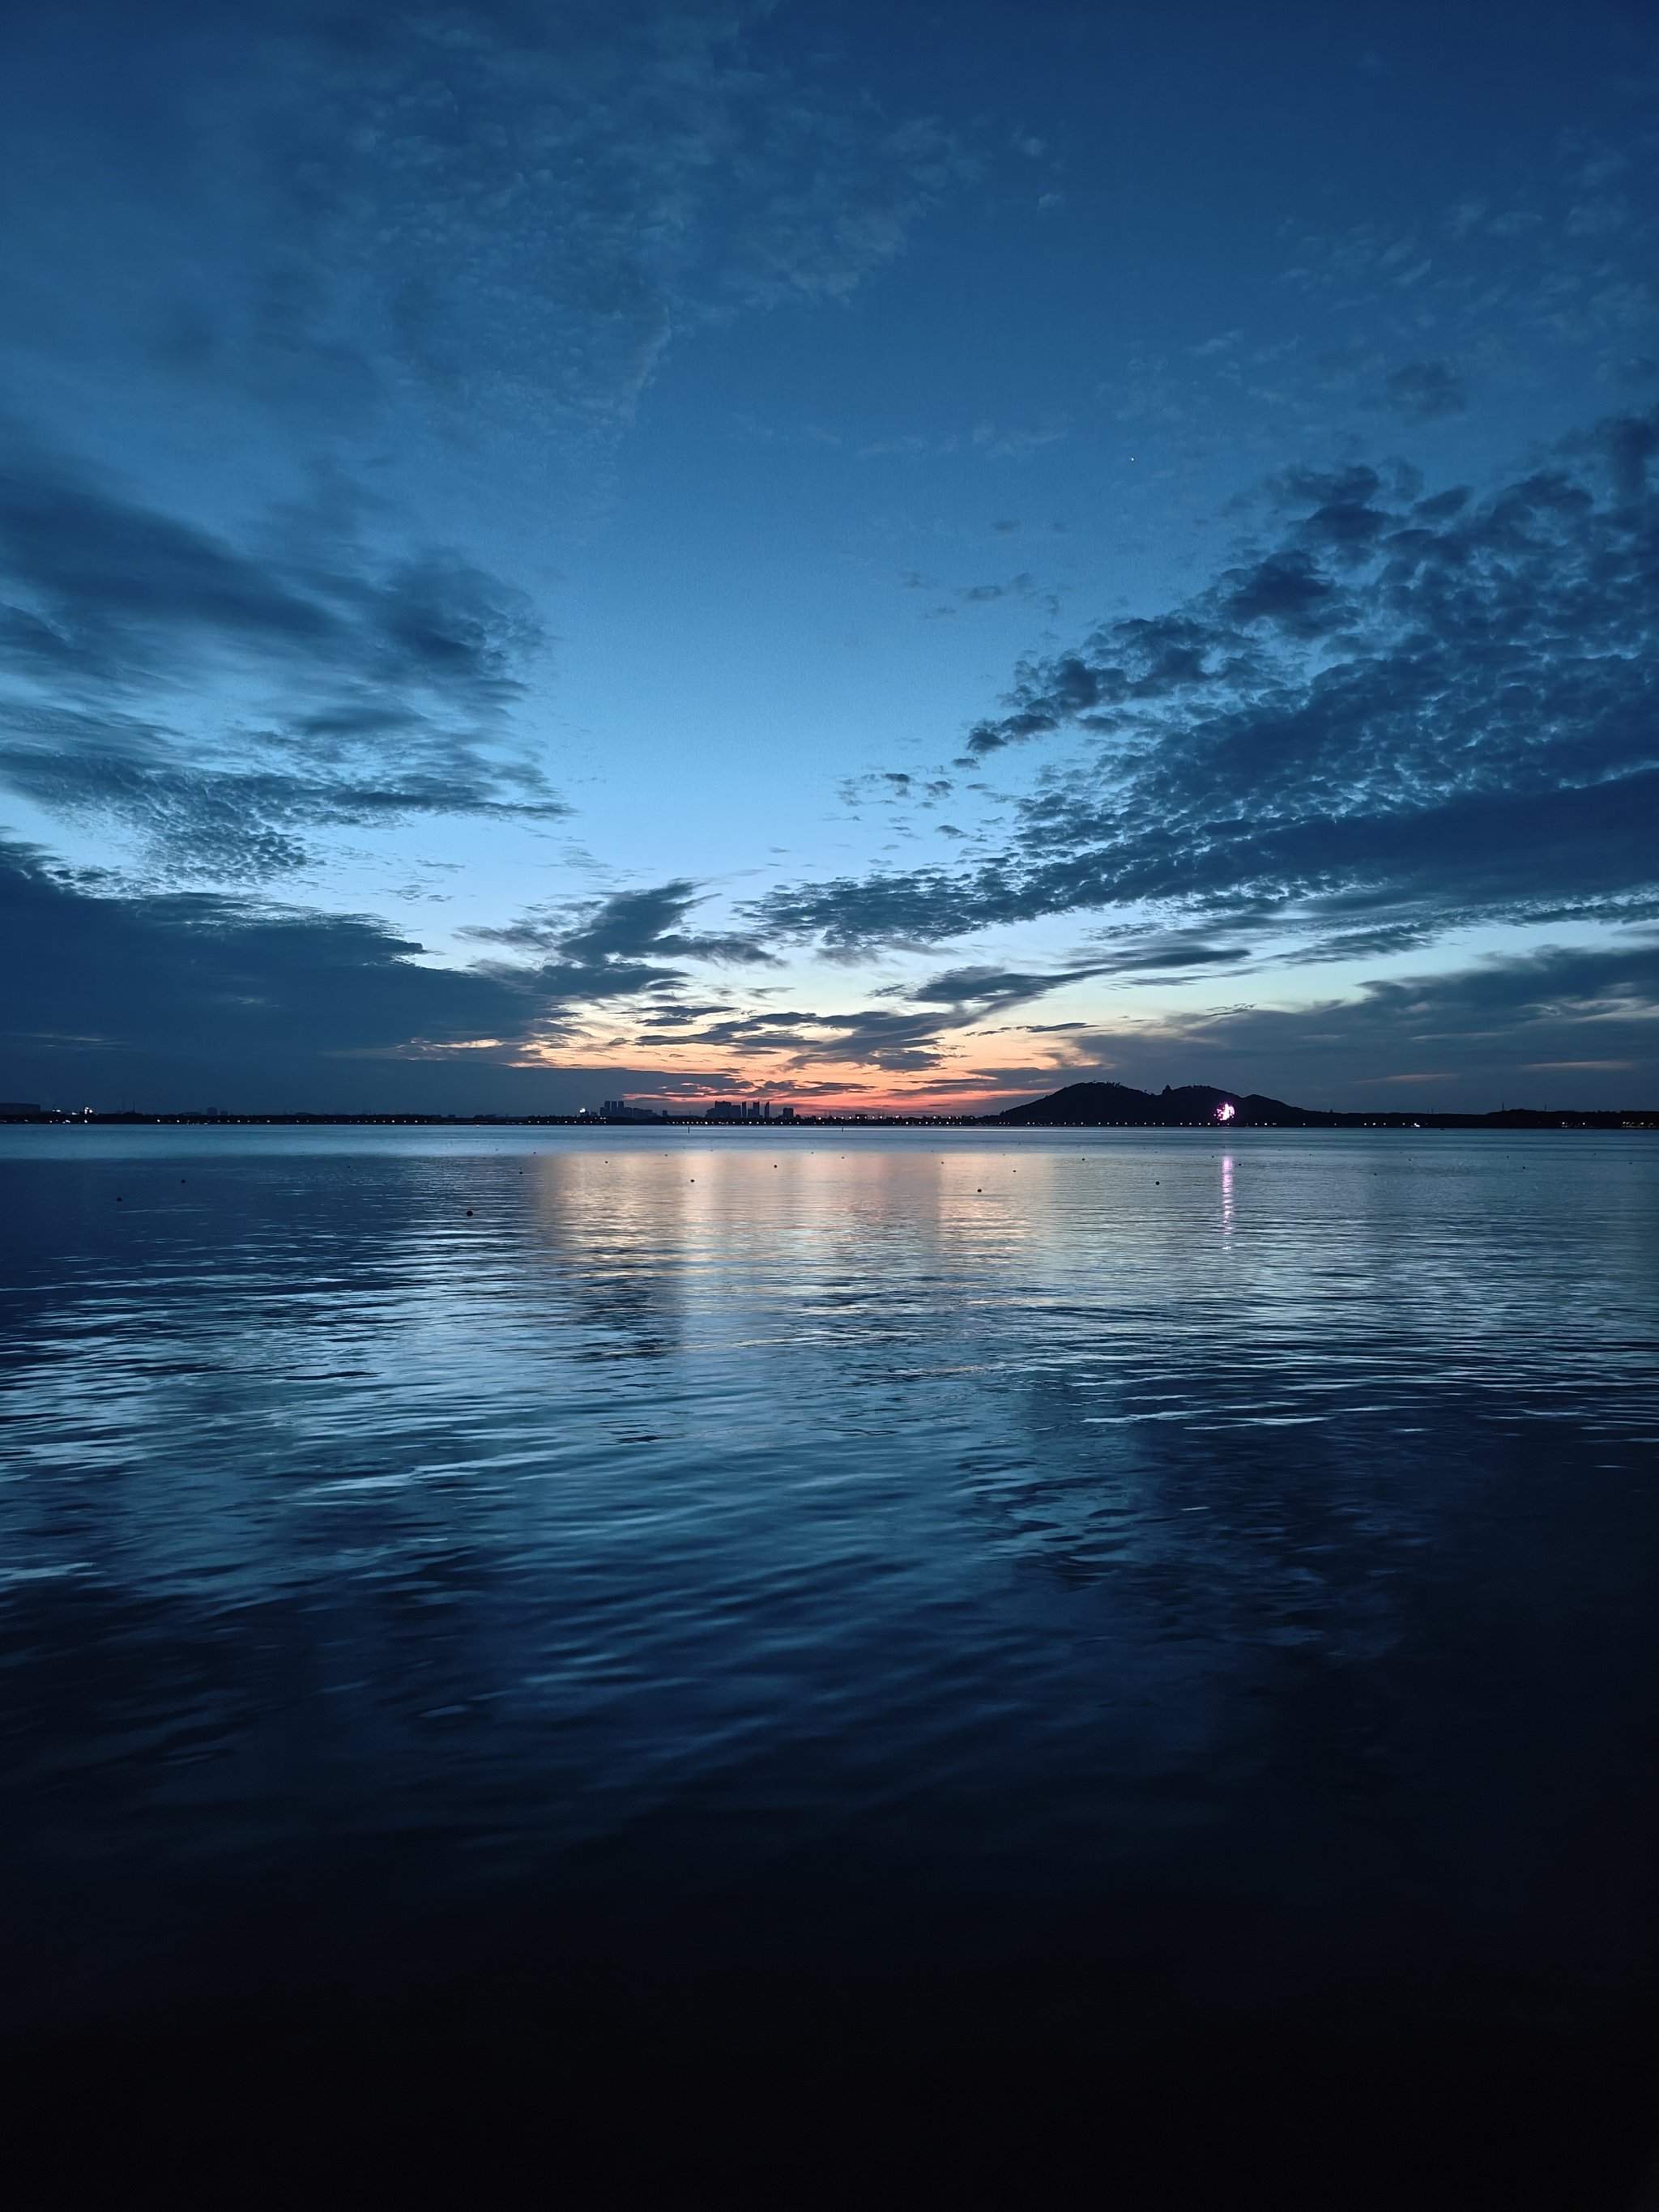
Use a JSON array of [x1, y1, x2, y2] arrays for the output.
[[3, 1125, 1658, 2099]]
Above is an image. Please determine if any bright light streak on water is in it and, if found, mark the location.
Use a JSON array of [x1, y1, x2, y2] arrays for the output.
[[2, 1125, 1657, 2062]]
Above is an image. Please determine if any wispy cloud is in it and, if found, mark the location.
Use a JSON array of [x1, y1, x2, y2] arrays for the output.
[[0, 2, 970, 488], [0, 435, 558, 876], [1380, 359, 1466, 422]]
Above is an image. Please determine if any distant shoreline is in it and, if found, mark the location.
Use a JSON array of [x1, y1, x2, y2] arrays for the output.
[[2, 1109, 1654, 1132]]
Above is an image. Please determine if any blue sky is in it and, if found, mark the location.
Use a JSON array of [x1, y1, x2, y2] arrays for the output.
[[3, 0, 1657, 1111]]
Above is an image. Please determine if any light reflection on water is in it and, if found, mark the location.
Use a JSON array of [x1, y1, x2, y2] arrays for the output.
[[2, 1125, 1657, 2041]]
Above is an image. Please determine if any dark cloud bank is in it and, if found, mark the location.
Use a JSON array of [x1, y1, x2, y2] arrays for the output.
[[0, 849, 760, 1111]]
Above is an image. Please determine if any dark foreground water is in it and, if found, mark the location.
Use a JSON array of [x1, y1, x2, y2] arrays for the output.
[[3, 1126, 1658, 2193]]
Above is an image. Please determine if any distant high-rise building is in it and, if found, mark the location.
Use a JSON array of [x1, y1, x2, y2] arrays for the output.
[[705, 1098, 791, 1123]]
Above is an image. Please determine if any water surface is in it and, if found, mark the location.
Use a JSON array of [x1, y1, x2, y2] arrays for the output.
[[2, 1125, 1657, 2076]]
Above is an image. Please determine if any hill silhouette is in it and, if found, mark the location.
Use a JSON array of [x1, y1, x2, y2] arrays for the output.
[[992, 1080, 1651, 1130], [996, 1080, 1298, 1126]]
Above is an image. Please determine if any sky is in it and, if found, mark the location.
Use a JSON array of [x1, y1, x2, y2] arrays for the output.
[[2, 0, 1657, 1115]]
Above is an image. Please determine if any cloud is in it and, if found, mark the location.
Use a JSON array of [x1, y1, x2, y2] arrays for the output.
[[1382, 360, 1467, 422], [653, 1007, 942, 1073], [1048, 937, 1659, 1108], [0, 842, 790, 1105], [0, 2, 968, 487], [903, 964, 1077, 1008], [1109, 940, 1253, 974], [0, 3, 975, 887], [0, 435, 560, 876], [757, 405, 1659, 957], [10, 831, 1650, 1113], [577, 954, 1103, 1076], [960, 573, 1036, 603], [629, 943, 1266, 1078], [0, 834, 539, 1089], [901, 940, 1251, 1008], [1220, 550, 1347, 636], [466, 879, 776, 982]]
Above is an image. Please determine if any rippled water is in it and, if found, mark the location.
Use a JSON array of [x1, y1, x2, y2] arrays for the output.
[[3, 1125, 1658, 2069]]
